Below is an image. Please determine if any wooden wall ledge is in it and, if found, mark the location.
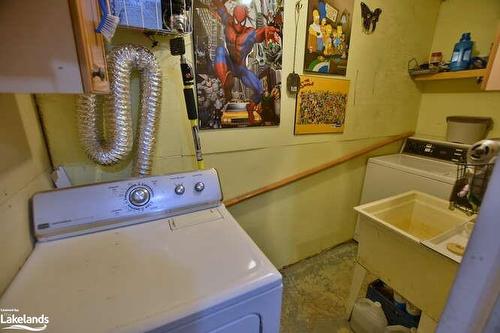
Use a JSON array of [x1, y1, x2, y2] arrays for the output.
[[223, 131, 414, 207]]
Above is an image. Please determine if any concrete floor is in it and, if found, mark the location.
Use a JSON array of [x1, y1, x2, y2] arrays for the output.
[[280, 241, 373, 333]]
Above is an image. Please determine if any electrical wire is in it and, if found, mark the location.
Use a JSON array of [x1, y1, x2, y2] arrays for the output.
[[292, 0, 302, 73]]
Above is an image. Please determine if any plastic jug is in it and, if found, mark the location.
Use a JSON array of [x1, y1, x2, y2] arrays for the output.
[[449, 33, 473, 71], [350, 298, 388, 333]]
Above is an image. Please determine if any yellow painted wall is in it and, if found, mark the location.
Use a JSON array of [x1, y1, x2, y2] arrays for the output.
[[0, 94, 52, 294], [37, 0, 440, 268], [415, 0, 500, 140]]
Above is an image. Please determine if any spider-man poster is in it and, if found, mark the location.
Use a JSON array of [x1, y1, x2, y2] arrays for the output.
[[193, 0, 283, 129]]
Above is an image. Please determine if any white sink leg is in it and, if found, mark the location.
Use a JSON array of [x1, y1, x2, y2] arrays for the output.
[[346, 261, 367, 318]]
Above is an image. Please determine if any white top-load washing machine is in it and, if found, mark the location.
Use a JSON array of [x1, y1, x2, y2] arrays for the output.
[[360, 137, 470, 204], [0, 169, 282, 333]]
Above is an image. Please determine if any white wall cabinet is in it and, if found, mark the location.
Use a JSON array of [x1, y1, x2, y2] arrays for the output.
[[482, 23, 500, 91], [0, 0, 109, 94]]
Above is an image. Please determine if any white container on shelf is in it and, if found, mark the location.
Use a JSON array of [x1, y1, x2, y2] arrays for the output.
[[446, 116, 493, 144], [350, 298, 388, 333]]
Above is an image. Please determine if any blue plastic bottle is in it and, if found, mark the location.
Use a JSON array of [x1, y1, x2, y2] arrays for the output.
[[449, 33, 473, 71]]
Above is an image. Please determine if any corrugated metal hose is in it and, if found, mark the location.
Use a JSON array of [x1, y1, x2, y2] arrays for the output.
[[76, 44, 162, 176]]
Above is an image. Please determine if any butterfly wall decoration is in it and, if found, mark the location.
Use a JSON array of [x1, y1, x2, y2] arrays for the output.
[[360, 2, 382, 34]]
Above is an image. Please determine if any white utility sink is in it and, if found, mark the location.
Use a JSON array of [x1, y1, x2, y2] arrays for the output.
[[349, 191, 475, 325], [355, 191, 471, 243]]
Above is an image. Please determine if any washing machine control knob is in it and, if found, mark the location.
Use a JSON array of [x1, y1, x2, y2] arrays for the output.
[[194, 182, 205, 192], [174, 184, 185, 195], [129, 187, 151, 206]]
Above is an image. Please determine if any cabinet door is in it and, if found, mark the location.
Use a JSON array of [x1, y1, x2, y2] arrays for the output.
[[482, 23, 500, 91], [69, 0, 110, 94], [0, 0, 81, 93]]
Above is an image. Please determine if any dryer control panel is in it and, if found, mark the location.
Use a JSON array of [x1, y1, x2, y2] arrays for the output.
[[33, 169, 223, 241], [402, 138, 469, 163]]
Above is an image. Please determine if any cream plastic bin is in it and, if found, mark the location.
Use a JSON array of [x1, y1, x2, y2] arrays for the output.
[[446, 116, 492, 144]]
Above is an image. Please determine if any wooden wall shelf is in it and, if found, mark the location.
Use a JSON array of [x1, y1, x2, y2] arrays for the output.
[[412, 69, 487, 81]]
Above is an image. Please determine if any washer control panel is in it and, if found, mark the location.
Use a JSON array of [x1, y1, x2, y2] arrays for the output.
[[33, 169, 223, 241], [402, 138, 469, 163]]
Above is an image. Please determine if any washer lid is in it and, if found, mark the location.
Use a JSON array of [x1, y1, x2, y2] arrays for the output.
[[0, 206, 281, 333], [368, 154, 457, 184]]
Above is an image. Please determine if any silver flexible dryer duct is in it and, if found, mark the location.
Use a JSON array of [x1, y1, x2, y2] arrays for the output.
[[76, 44, 162, 176]]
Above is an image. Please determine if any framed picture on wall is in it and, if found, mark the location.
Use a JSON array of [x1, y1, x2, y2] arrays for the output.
[[304, 0, 354, 75], [294, 75, 349, 135]]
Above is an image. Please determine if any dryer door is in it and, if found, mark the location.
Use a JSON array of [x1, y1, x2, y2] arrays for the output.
[[162, 285, 282, 333]]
